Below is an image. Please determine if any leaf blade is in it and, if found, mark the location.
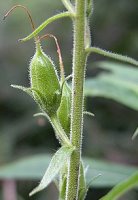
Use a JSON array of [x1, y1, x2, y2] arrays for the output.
[[20, 12, 71, 42], [100, 172, 138, 200], [85, 61, 138, 110], [29, 146, 74, 196], [0, 155, 137, 188]]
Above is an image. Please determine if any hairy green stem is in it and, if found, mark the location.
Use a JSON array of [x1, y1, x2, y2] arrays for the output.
[[66, 1, 87, 200], [86, 47, 138, 66]]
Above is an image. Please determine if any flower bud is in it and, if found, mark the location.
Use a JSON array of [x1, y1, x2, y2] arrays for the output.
[[30, 46, 61, 116], [4, 5, 61, 117]]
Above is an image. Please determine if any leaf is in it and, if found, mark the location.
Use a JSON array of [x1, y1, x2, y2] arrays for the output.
[[11, 85, 47, 111], [85, 61, 138, 110], [86, 47, 138, 67], [11, 85, 33, 97], [83, 111, 95, 117], [78, 162, 87, 200], [20, 12, 71, 42], [79, 174, 102, 200], [59, 175, 67, 200], [100, 172, 138, 200], [132, 127, 138, 140], [96, 61, 138, 83], [29, 146, 74, 196], [33, 113, 47, 118], [84, 158, 137, 188], [0, 155, 137, 188]]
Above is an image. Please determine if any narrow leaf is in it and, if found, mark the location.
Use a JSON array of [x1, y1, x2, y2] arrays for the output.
[[11, 85, 33, 97], [79, 162, 87, 200], [86, 47, 138, 66], [100, 172, 138, 200], [83, 111, 95, 117], [11, 85, 46, 110], [33, 113, 47, 118], [29, 146, 74, 196], [61, 0, 75, 13], [132, 127, 138, 140], [0, 155, 137, 188], [79, 174, 102, 200], [20, 12, 71, 42], [96, 61, 138, 84], [85, 75, 138, 111]]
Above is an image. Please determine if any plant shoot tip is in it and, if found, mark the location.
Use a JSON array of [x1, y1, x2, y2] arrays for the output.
[[3, 15, 6, 20], [18, 39, 23, 42]]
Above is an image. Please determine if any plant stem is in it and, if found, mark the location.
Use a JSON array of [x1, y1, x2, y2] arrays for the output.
[[66, 1, 87, 200]]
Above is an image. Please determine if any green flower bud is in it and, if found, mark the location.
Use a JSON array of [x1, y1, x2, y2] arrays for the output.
[[39, 34, 71, 131], [30, 46, 61, 116], [4, 5, 61, 117], [57, 81, 71, 134]]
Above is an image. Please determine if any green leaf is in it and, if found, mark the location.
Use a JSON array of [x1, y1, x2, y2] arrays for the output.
[[29, 146, 74, 196], [78, 162, 87, 200], [20, 12, 71, 42], [61, 0, 74, 13], [96, 61, 138, 83], [86, 48, 138, 66], [0, 155, 137, 188], [59, 175, 67, 200], [84, 158, 137, 188], [85, 61, 138, 110], [11, 85, 49, 112], [33, 113, 47, 118], [100, 172, 138, 200], [132, 127, 138, 140], [11, 85, 33, 97], [83, 111, 95, 117]]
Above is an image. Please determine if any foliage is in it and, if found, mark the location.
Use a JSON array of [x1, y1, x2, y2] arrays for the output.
[[0, 154, 137, 188], [101, 172, 138, 200], [85, 61, 138, 111]]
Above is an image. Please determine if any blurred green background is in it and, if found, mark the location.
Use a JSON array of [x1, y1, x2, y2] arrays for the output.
[[0, 0, 138, 199]]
